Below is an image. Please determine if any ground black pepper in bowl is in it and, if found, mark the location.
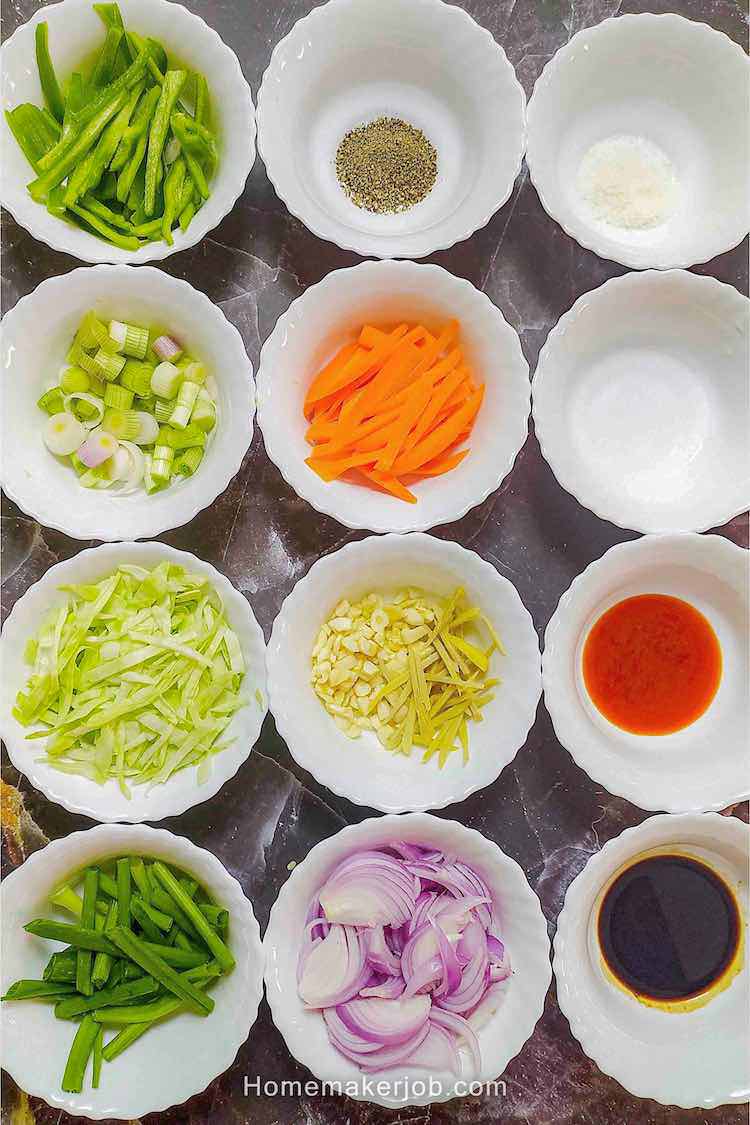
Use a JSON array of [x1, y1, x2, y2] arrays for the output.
[[335, 116, 437, 214]]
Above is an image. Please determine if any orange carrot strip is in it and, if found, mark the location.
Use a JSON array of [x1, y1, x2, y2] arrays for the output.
[[374, 373, 436, 471], [393, 385, 485, 473], [357, 468, 417, 504], [311, 407, 399, 457], [305, 325, 409, 409], [359, 325, 389, 349], [343, 333, 426, 430], [306, 451, 377, 482], [406, 364, 470, 449], [303, 343, 361, 418], [409, 449, 469, 477]]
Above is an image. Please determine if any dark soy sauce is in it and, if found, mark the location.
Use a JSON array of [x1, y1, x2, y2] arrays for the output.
[[598, 854, 741, 1002]]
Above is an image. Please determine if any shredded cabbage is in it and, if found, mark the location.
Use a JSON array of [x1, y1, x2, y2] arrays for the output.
[[13, 563, 247, 796]]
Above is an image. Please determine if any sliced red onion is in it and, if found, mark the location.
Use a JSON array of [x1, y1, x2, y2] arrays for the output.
[[429, 1007, 482, 1075], [431, 918, 462, 998], [403, 955, 441, 998], [323, 1008, 383, 1055], [337, 995, 430, 1047], [405, 1022, 461, 1076], [357, 1025, 432, 1073], [366, 926, 401, 976], [299, 842, 505, 1078], [360, 977, 406, 999], [320, 852, 417, 927], [298, 923, 368, 1008]]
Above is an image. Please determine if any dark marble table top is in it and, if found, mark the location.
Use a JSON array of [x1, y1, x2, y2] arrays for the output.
[[1, 0, 748, 1122]]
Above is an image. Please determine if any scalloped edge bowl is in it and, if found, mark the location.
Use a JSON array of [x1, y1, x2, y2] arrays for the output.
[[0, 540, 268, 822], [525, 14, 750, 270], [1, 265, 255, 541], [554, 813, 750, 1108], [543, 534, 749, 814], [1, 0, 255, 263], [267, 533, 542, 812], [256, 0, 525, 258], [264, 813, 551, 1108], [256, 260, 530, 533], [532, 270, 750, 535], [1, 823, 264, 1119]]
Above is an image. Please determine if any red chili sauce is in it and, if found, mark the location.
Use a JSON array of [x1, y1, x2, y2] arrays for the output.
[[581, 593, 722, 735]]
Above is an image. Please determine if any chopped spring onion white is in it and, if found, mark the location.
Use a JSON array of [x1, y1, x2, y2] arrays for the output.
[[152, 335, 183, 363], [77, 428, 119, 468], [62, 392, 106, 430], [132, 412, 160, 445], [151, 362, 183, 399], [44, 413, 87, 456]]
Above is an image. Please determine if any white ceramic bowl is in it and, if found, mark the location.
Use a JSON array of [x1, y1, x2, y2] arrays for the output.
[[256, 0, 525, 258], [264, 813, 551, 1108], [1, 0, 255, 264], [543, 534, 749, 814], [257, 261, 530, 533], [0, 540, 267, 823], [532, 271, 749, 535], [1, 265, 255, 541], [267, 533, 541, 812], [554, 813, 750, 1108], [526, 15, 749, 269], [1, 822, 264, 1119]]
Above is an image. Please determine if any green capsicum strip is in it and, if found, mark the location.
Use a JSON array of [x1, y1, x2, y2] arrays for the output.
[[143, 69, 186, 216], [35, 23, 65, 123]]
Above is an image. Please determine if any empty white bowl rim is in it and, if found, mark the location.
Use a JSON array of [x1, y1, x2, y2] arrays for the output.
[[532, 269, 750, 535]]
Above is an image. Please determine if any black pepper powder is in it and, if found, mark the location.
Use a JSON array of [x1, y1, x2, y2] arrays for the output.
[[335, 116, 437, 215]]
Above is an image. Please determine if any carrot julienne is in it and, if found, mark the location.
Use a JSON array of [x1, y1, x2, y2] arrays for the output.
[[303, 318, 485, 502]]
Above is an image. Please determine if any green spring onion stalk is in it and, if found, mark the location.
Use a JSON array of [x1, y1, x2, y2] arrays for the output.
[[91, 900, 118, 988], [61, 1014, 101, 1093], [152, 862, 235, 972], [76, 868, 99, 997], [130, 898, 163, 941], [55, 973, 158, 1019], [144, 70, 185, 216], [25, 920, 120, 955], [116, 858, 131, 929], [2, 979, 77, 1000], [35, 23, 65, 123], [107, 925, 214, 1015], [44, 950, 78, 983], [92, 1026, 103, 1089]]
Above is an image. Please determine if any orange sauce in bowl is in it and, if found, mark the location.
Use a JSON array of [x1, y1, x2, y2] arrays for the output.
[[582, 594, 722, 735]]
